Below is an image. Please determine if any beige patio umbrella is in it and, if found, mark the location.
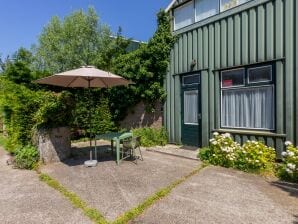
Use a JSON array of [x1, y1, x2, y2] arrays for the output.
[[35, 65, 131, 88], [34, 65, 132, 166]]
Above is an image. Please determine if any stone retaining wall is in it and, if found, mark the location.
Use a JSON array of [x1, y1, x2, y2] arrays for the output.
[[120, 101, 163, 130]]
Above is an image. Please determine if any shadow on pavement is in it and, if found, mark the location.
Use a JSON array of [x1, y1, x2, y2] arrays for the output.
[[270, 181, 298, 199], [63, 145, 116, 166]]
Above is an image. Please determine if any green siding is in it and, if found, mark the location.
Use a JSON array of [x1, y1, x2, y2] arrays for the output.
[[165, 0, 296, 156], [296, 0, 298, 143]]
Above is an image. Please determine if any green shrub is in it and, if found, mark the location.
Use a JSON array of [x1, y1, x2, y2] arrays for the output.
[[198, 132, 276, 175], [0, 78, 75, 152], [206, 133, 241, 168], [278, 141, 298, 183], [132, 127, 168, 147], [234, 141, 275, 173], [15, 145, 39, 169]]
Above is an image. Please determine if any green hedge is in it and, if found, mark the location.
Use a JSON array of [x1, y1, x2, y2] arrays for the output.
[[132, 127, 168, 147]]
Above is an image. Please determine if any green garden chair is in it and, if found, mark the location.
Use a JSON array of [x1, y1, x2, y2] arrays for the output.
[[121, 136, 143, 164]]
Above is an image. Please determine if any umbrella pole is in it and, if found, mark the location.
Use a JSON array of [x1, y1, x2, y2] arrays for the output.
[[88, 79, 92, 161]]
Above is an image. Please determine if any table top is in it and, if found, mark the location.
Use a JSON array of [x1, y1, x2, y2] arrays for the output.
[[95, 132, 132, 141]]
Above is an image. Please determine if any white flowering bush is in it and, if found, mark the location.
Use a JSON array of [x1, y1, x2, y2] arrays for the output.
[[278, 141, 298, 183], [198, 132, 276, 174], [200, 132, 241, 168], [234, 141, 275, 173]]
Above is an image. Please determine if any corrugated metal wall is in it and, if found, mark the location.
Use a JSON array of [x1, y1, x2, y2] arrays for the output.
[[165, 0, 298, 156]]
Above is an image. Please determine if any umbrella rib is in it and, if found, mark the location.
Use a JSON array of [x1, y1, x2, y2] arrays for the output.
[[66, 77, 79, 87], [100, 78, 109, 88]]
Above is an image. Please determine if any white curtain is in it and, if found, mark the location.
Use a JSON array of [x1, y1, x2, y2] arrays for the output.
[[221, 86, 274, 129], [184, 90, 198, 124]]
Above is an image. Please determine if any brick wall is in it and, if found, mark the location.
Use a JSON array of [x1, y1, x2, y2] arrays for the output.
[[120, 101, 163, 130]]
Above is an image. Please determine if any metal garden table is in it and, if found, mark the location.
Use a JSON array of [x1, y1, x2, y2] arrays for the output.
[[94, 132, 133, 165]]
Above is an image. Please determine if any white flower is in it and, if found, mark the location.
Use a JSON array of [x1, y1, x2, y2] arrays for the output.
[[212, 154, 216, 157], [287, 163, 296, 170], [281, 151, 288, 157], [213, 132, 219, 136], [222, 133, 231, 138], [288, 151, 294, 157], [251, 140, 257, 144], [212, 141, 218, 145], [209, 138, 215, 142], [286, 168, 293, 174], [255, 160, 259, 163], [285, 141, 292, 146]]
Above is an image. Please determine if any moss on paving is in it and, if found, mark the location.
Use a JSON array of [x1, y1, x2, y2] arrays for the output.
[[39, 173, 108, 224], [39, 163, 207, 224], [112, 163, 207, 224]]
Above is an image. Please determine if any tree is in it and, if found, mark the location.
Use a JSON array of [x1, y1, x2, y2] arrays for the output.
[[35, 7, 111, 73], [1, 48, 48, 86], [110, 11, 175, 120]]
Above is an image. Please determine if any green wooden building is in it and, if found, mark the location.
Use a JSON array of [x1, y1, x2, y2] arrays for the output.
[[164, 0, 298, 157]]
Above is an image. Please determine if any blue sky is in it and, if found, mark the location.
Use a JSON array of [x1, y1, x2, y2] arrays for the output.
[[0, 0, 170, 59]]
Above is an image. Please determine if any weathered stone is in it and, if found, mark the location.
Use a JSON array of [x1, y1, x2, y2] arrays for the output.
[[120, 101, 163, 130], [36, 127, 71, 164]]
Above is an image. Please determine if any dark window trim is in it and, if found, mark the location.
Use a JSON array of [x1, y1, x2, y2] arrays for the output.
[[213, 58, 285, 72], [182, 74, 201, 86], [172, 68, 209, 76], [220, 63, 276, 131]]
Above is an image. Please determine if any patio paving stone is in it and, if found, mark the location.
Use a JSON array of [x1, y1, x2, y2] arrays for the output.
[[41, 142, 200, 221]]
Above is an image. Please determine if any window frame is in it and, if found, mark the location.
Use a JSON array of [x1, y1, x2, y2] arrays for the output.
[[247, 65, 273, 85], [221, 68, 245, 89], [195, 0, 219, 22], [220, 63, 275, 131], [182, 74, 201, 86], [173, 0, 195, 31], [172, 0, 253, 30], [220, 0, 250, 12]]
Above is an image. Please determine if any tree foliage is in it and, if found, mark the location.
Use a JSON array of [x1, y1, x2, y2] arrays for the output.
[[1, 48, 48, 85], [35, 7, 111, 73], [110, 11, 175, 120], [0, 8, 174, 149]]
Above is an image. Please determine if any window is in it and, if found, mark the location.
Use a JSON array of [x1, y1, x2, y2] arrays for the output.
[[172, 0, 252, 30], [221, 68, 244, 87], [220, 0, 249, 12], [221, 65, 275, 130], [174, 1, 194, 31], [183, 74, 200, 86], [184, 90, 198, 125], [248, 65, 272, 83], [195, 0, 218, 22]]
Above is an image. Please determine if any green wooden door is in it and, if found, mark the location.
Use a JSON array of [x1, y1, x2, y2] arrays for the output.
[[181, 74, 201, 147]]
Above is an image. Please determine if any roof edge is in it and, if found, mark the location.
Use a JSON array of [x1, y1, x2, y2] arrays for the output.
[[165, 0, 177, 12]]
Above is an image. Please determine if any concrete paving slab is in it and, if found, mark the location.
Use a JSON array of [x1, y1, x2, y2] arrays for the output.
[[0, 148, 91, 224], [146, 144, 198, 161], [41, 145, 200, 221], [133, 166, 298, 224]]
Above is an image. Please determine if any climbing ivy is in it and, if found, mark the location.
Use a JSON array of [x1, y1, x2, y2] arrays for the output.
[[110, 11, 175, 121]]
